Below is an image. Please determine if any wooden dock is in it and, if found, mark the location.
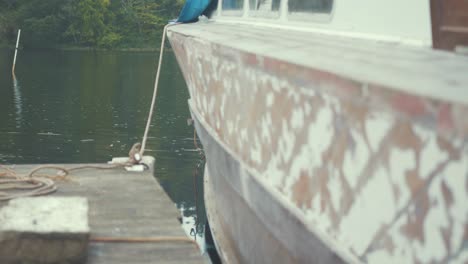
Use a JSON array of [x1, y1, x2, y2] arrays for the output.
[[0, 159, 204, 264]]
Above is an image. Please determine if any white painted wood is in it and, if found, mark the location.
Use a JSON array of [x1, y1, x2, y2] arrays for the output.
[[327, 0, 432, 46]]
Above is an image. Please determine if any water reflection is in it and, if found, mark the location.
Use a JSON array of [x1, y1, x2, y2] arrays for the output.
[[12, 76, 23, 129], [181, 206, 205, 248], [189, 154, 206, 240], [178, 148, 206, 241], [179, 154, 221, 263]]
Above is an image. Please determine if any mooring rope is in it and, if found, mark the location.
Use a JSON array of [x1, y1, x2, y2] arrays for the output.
[[91, 236, 196, 244], [141, 23, 178, 156]]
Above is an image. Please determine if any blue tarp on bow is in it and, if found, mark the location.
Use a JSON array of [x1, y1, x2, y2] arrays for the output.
[[176, 0, 214, 23]]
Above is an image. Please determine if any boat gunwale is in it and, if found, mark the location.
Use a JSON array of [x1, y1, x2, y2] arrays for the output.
[[168, 22, 468, 107]]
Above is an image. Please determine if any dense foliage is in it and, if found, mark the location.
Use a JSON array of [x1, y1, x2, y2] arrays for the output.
[[0, 0, 184, 49]]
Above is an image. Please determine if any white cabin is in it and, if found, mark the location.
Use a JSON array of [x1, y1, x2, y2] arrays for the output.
[[212, 0, 468, 51]]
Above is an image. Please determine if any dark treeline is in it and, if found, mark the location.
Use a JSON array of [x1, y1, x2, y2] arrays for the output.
[[0, 0, 184, 49]]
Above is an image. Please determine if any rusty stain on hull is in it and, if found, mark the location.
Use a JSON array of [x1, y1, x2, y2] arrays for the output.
[[168, 23, 468, 263]]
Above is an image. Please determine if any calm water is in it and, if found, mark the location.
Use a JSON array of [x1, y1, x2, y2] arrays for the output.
[[0, 49, 206, 243]]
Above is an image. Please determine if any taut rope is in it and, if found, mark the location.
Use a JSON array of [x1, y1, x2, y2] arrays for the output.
[[141, 24, 177, 156]]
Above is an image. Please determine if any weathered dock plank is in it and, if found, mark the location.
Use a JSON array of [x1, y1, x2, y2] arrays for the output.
[[0, 159, 204, 264]]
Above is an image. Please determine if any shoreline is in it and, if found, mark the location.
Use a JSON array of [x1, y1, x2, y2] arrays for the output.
[[0, 45, 169, 52]]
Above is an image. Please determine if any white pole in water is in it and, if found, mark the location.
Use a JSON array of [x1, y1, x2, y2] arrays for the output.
[[12, 29, 21, 76]]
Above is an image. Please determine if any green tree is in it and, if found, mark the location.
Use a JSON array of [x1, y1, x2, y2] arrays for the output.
[[66, 0, 111, 46], [0, 0, 186, 49]]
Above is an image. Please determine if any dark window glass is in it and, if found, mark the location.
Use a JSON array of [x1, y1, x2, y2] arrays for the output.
[[288, 0, 333, 13], [249, 0, 280, 11], [223, 0, 244, 10]]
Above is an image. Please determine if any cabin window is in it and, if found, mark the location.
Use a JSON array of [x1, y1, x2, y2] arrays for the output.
[[248, 0, 280, 18], [288, 0, 333, 13], [223, 0, 244, 10], [249, 0, 280, 12]]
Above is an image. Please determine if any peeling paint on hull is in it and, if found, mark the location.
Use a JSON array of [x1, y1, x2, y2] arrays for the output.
[[168, 23, 468, 263]]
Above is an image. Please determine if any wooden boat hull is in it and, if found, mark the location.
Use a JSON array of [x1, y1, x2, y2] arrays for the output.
[[168, 23, 468, 263], [193, 101, 345, 263]]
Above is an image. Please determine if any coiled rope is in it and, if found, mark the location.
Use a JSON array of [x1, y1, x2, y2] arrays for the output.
[[0, 164, 127, 201]]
